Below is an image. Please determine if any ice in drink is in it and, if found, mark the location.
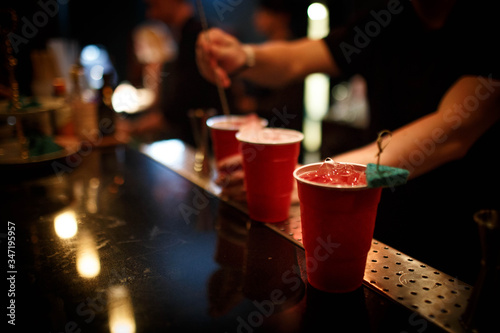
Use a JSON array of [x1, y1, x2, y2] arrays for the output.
[[300, 158, 367, 186]]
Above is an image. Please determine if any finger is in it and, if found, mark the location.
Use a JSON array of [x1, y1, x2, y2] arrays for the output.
[[195, 39, 211, 74], [220, 185, 247, 202], [196, 39, 220, 84], [196, 32, 232, 87], [215, 169, 245, 187], [215, 66, 231, 88], [216, 154, 243, 170], [208, 47, 232, 87], [216, 162, 244, 179], [206, 28, 228, 46]]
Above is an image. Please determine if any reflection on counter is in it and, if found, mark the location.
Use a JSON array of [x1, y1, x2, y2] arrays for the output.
[[3, 146, 456, 332], [76, 229, 101, 279], [54, 209, 78, 239], [108, 285, 136, 333], [303, 284, 370, 332], [210, 203, 306, 331], [209, 204, 249, 317]]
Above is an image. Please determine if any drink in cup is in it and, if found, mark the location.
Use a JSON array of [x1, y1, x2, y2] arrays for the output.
[[293, 160, 382, 292], [236, 128, 303, 223], [206, 114, 267, 168]]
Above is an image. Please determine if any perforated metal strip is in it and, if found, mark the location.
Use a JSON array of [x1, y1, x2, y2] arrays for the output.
[[266, 217, 472, 333], [142, 140, 473, 333]]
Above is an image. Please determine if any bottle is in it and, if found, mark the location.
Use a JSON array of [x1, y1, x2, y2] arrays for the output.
[[97, 72, 116, 138], [69, 64, 98, 142]]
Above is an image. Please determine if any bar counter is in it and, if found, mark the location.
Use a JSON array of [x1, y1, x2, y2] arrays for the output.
[[1, 141, 472, 332]]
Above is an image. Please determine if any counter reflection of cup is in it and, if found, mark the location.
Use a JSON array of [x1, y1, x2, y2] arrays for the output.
[[206, 114, 267, 169], [243, 222, 305, 307], [236, 128, 303, 223], [293, 162, 382, 293]]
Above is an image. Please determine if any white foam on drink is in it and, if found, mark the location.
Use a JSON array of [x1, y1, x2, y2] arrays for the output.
[[210, 121, 242, 130], [207, 114, 267, 131], [236, 127, 304, 145]]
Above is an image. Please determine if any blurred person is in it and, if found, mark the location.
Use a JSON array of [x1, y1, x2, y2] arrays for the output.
[[253, 0, 303, 41], [119, 0, 223, 146], [231, 0, 307, 136], [132, 21, 177, 99], [196, 0, 500, 283], [119, 21, 177, 142]]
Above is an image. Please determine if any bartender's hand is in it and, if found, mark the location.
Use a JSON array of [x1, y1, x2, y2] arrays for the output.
[[196, 28, 247, 88], [215, 154, 246, 202]]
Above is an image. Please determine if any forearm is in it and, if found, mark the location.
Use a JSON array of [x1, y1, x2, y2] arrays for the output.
[[197, 29, 338, 89], [238, 38, 338, 88], [333, 114, 465, 179], [334, 76, 500, 180]]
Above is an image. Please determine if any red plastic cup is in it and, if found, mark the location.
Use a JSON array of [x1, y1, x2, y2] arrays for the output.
[[206, 115, 267, 165], [236, 128, 304, 223], [294, 162, 382, 292]]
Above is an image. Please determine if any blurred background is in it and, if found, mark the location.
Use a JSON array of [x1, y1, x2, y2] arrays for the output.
[[0, 0, 387, 161]]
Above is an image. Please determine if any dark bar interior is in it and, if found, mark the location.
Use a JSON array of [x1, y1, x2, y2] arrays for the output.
[[1, 0, 499, 332]]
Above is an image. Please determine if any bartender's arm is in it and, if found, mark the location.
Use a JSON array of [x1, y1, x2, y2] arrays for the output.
[[196, 29, 500, 186], [334, 75, 500, 179], [196, 28, 339, 88]]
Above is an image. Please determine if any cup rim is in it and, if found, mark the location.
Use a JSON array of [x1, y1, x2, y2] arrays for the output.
[[293, 162, 368, 190], [206, 114, 268, 131], [236, 127, 304, 145]]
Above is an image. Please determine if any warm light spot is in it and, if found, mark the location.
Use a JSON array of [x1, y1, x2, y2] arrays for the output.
[[112, 83, 155, 114], [76, 230, 101, 278], [108, 286, 136, 333], [54, 210, 78, 239]]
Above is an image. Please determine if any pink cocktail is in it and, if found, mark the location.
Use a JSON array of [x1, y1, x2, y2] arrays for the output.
[[294, 161, 381, 292], [206, 115, 267, 167], [237, 128, 303, 223]]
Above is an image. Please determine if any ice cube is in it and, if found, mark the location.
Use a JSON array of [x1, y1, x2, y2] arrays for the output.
[[317, 158, 334, 176], [313, 159, 367, 186], [342, 164, 354, 175], [317, 157, 342, 176]]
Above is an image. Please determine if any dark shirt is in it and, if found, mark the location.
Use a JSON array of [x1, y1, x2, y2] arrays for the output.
[[160, 17, 226, 147], [242, 81, 304, 132], [323, 0, 500, 283]]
